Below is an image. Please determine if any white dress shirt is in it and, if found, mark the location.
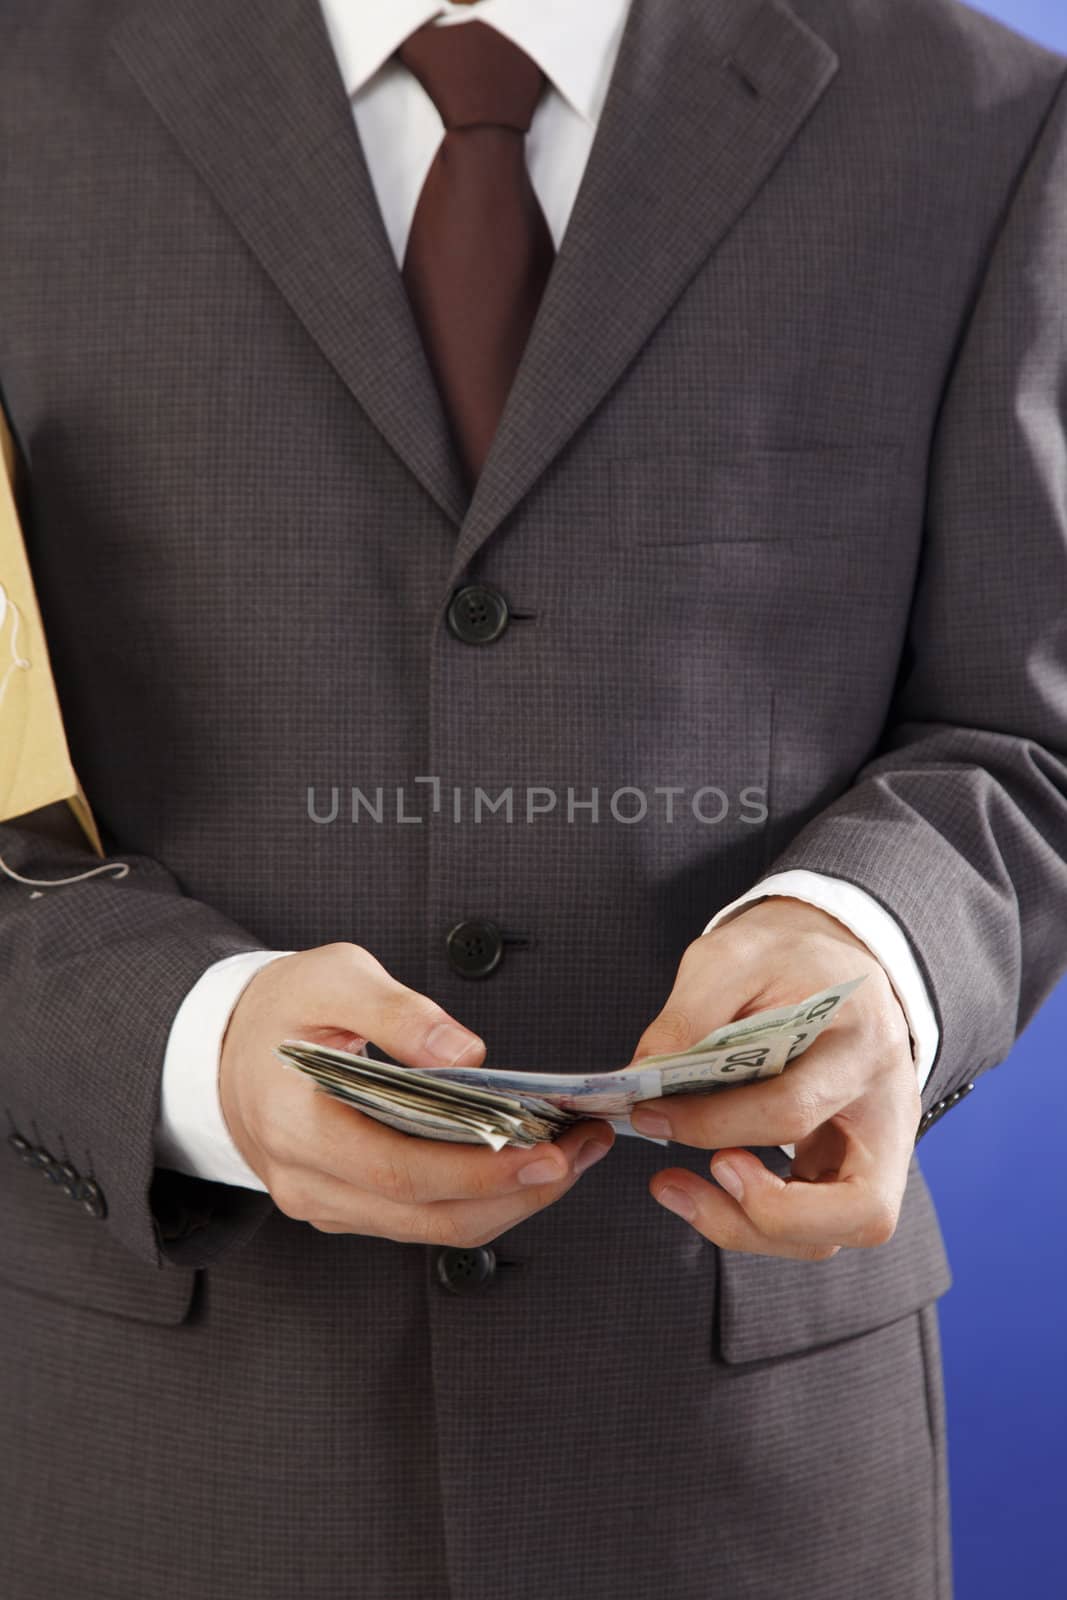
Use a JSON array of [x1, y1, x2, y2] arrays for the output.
[[154, 0, 939, 1192]]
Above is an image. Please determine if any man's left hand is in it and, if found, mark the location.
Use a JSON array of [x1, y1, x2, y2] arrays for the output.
[[629, 898, 922, 1261]]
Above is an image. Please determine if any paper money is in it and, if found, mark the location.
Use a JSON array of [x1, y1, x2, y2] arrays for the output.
[[275, 977, 865, 1150], [277, 1039, 569, 1151]]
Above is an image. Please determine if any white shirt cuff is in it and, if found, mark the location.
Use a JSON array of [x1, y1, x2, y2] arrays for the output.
[[155, 950, 293, 1193], [703, 871, 940, 1159]]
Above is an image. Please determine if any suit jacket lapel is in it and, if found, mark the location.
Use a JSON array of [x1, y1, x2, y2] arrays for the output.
[[450, 0, 840, 580], [110, 0, 470, 529], [109, 0, 838, 558]]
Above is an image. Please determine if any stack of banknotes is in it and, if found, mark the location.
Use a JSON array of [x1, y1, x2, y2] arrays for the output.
[[276, 977, 864, 1151]]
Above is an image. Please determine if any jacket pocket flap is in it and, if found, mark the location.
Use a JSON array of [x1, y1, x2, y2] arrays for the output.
[[0, 1151, 196, 1325], [715, 1156, 951, 1364]]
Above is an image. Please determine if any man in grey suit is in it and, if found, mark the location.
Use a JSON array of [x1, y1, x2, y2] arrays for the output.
[[2, 0, 1066, 1595]]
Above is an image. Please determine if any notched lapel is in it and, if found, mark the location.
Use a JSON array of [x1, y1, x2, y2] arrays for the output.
[[107, 0, 838, 555], [109, 0, 470, 529], [451, 0, 840, 578]]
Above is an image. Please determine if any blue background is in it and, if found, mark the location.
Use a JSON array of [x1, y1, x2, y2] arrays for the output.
[[920, 12, 1066, 1595]]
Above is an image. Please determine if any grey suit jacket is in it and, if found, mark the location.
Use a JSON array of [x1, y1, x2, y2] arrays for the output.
[[2, 1, 1066, 1596]]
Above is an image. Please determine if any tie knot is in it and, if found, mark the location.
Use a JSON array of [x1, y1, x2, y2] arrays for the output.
[[398, 19, 546, 134]]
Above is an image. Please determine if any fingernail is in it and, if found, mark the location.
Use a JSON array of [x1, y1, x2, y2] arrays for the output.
[[518, 1155, 566, 1187], [425, 1023, 481, 1065], [713, 1159, 743, 1201], [573, 1138, 611, 1176], [656, 1185, 696, 1221], [631, 1109, 671, 1138]]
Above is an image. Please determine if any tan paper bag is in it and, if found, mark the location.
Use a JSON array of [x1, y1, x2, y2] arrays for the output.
[[0, 408, 103, 856]]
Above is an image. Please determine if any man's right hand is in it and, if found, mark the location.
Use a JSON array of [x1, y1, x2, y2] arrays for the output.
[[219, 943, 614, 1244]]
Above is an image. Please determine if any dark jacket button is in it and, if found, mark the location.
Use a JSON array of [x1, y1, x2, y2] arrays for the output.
[[28, 1145, 54, 1171], [7, 1133, 31, 1160], [76, 1178, 108, 1220], [436, 1246, 497, 1294], [445, 920, 504, 979], [446, 584, 509, 645]]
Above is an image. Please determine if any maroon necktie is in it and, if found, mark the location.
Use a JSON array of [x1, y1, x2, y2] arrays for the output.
[[398, 20, 555, 486]]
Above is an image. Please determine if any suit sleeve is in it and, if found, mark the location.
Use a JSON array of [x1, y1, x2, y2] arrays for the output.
[[0, 814, 275, 1267], [768, 72, 1067, 1121]]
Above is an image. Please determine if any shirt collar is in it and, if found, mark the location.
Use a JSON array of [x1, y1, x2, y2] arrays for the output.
[[317, 0, 632, 128]]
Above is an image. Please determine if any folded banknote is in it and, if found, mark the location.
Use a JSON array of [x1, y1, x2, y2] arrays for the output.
[[275, 977, 865, 1151]]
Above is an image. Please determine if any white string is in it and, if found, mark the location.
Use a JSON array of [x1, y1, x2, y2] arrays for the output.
[[0, 855, 129, 889]]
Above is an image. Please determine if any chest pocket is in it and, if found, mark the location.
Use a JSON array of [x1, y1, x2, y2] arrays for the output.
[[609, 444, 905, 548]]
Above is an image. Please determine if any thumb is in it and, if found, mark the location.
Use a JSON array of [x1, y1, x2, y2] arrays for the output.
[[629, 933, 760, 1063], [272, 944, 488, 1071], [631, 999, 700, 1063]]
